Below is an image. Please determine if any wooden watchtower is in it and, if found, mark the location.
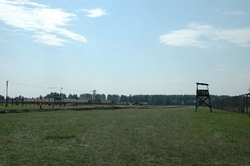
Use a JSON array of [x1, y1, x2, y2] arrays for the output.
[[195, 82, 212, 112]]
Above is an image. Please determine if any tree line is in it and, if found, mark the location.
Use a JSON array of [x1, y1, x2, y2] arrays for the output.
[[114, 94, 229, 105], [0, 93, 230, 106]]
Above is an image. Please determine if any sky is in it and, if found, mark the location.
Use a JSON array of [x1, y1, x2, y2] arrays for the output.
[[0, 0, 250, 98]]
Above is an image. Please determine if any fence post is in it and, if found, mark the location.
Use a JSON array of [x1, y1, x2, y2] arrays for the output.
[[242, 94, 245, 114], [237, 96, 240, 113], [234, 96, 237, 112], [244, 94, 247, 114], [247, 93, 250, 118], [211, 94, 249, 118]]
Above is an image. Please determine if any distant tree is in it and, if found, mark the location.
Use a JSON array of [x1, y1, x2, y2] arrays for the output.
[[68, 94, 78, 99], [44, 92, 60, 99], [105, 94, 230, 106], [120, 95, 129, 102], [15, 95, 25, 100], [61, 93, 67, 99], [107, 94, 120, 103], [79, 93, 92, 99], [68, 94, 72, 99], [0, 95, 5, 100], [95, 94, 106, 101], [107, 94, 112, 101]]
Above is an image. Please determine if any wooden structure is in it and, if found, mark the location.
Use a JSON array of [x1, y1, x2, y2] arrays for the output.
[[195, 82, 212, 112]]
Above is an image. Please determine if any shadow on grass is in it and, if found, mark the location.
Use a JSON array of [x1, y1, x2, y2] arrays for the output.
[[45, 135, 76, 140], [0, 105, 141, 114]]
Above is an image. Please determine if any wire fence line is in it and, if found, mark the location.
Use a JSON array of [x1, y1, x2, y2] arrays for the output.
[[213, 93, 250, 118], [0, 98, 112, 107]]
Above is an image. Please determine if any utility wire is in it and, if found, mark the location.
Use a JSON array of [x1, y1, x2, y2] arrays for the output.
[[8, 80, 90, 93], [9, 81, 44, 89], [9, 81, 58, 90]]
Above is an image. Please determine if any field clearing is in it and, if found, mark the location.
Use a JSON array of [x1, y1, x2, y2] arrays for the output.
[[0, 106, 250, 165]]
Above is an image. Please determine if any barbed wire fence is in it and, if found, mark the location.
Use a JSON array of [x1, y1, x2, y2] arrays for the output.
[[213, 93, 250, 118], [1, 80, 99, 107]]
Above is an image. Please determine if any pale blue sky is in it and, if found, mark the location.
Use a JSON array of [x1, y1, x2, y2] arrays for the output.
[[0, 0, 250, 98]]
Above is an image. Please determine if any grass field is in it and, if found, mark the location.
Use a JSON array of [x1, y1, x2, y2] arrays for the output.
[[0, 106, 250, 165], [0, 104, 118, 113]]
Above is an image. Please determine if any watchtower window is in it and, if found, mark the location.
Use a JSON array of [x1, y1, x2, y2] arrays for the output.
[[197, 90, 209, 96]]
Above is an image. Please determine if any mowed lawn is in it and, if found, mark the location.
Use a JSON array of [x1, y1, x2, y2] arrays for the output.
[[0, 106, 250, 165]]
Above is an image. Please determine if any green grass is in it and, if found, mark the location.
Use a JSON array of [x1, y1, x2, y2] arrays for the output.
[[0, 104, 122, 113], [0, 106, 250, 165]]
